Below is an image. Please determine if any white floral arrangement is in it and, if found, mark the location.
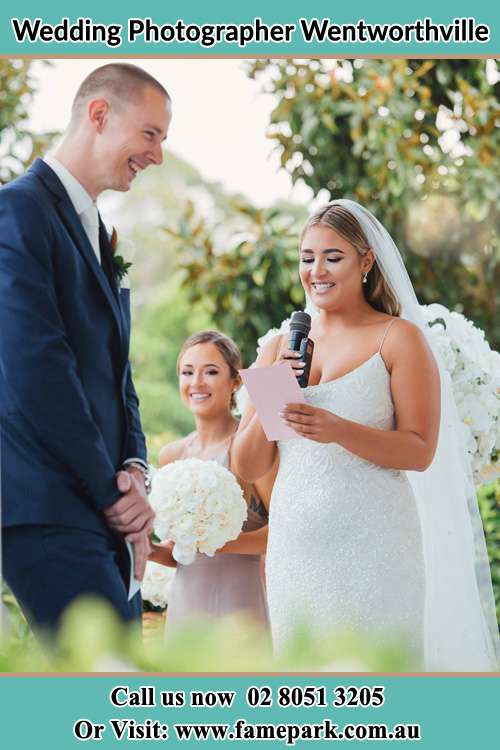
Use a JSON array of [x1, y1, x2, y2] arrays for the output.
[[149, 458, 247, 565], [422, 303, 500, 484], [141, 561, 176, 610]]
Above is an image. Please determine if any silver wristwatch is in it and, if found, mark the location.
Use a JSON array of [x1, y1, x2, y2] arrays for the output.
[[124, 461, 152, 494]]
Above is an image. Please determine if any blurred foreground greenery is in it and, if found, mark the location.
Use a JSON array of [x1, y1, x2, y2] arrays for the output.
[[1, 483, 497, 673], [0, 597, 416, 673], [478, 482, 500, 619]]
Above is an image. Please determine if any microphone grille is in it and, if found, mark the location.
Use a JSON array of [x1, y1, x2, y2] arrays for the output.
[[290, 311, 311, 334]]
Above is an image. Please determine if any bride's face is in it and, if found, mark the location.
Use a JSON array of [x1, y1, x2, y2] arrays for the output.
[[299, 224, 371, 311], [178, 343, 236, 418]]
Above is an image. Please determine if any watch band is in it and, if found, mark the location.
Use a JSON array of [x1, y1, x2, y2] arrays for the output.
[[123, 460, 152, 494]]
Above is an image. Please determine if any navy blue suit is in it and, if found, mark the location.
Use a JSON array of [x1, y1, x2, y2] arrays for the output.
[[0, 158, 146, 630]]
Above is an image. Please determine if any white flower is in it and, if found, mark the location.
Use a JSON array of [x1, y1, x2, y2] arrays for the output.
[[141, 561, 176, 609], [422, 304, 500, 484], [149, 458, 247, 565]]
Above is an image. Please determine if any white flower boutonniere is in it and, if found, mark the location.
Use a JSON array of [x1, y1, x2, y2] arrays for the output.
[[110, 227, 134, 290]]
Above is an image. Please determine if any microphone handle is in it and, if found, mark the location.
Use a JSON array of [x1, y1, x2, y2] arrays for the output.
[[297, 337, 314, 388], [288, 332, 314, 388]]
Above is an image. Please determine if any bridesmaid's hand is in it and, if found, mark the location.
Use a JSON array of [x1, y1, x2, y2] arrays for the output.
[[149, 541, 177, 568], [280, 403, 341, 443]]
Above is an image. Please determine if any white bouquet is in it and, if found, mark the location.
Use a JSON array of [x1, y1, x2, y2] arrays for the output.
[[141, 561, 176, 610], [422, 303, 500, 484], [149, 458, 247, 565]]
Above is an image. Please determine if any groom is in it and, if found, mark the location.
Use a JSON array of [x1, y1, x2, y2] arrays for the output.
[[0, 64, 172, 632]]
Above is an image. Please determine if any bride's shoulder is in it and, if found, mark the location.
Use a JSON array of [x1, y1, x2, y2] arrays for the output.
[[382, 318, 435, 366], [255, 333, 283, 366], [387, 317, 424, 342]]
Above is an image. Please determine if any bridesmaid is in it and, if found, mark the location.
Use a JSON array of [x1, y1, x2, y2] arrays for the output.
[[149, 330, 276, 629]]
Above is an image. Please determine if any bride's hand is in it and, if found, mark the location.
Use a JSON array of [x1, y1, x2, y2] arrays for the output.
[[274, 341, 305, 379], [280, 403, 340, 443]]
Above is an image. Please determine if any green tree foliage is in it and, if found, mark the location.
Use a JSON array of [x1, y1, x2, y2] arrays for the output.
[[246, 58, 499, 347], [170, 199, 306, 365], [0, 60, 56, 183], [174, 60, 499, 351], [130, 277, 213, 452], [478, 483, 500, 621]]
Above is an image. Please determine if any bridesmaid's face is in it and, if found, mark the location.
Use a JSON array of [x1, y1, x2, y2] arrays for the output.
[[299, 225, 372, 311], [178, 343, 236, 418]]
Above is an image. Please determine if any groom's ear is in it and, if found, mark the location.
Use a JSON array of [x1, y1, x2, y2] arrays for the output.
[[87, 98, 110, 133]]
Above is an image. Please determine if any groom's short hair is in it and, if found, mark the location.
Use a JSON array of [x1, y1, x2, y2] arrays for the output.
[[71, 63, 170, 119]]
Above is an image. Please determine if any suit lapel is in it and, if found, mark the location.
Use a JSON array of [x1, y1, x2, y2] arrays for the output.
[[99, 223, 130, 367], [30, 159, 124, 344]]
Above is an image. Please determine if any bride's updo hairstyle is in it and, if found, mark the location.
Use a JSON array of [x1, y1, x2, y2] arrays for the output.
[[177, 330, 242, 411], [301, 203, 401, 316]]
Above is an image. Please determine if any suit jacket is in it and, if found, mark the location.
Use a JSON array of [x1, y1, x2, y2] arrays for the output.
[[0, 158, 147, 534]]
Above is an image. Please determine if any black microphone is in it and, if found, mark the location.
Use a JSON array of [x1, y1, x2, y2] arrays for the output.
[[288, 311, 314, 388]]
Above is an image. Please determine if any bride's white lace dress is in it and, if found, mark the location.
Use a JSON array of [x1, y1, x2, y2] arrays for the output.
[[266, 351, 425, 657]]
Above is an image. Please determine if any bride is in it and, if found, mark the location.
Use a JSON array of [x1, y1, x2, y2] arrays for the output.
[[232, 199, 499, 671]]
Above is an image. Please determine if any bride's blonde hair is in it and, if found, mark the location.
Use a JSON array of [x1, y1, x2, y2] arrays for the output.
[[301, 203, 401, 316]]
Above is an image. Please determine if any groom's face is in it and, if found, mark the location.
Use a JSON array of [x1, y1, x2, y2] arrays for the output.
[[97, 85, 172, 192]]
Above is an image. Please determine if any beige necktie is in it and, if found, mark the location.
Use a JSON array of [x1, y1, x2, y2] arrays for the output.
[[80, 204, 101, 265]]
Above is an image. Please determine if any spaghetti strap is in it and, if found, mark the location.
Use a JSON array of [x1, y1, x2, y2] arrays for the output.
[[180, 432, 197, 459], [224, 432, 238, 470], [378, 318, 398, 355]]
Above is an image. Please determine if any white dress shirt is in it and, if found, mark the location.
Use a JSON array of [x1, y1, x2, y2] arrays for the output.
[[43, 154, 101, 264]]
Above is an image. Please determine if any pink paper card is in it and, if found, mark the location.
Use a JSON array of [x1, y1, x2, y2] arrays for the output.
[[239, 363, 305, 441]]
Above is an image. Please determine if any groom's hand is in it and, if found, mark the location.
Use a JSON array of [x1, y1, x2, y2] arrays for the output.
[[104, 469, 155, 537]]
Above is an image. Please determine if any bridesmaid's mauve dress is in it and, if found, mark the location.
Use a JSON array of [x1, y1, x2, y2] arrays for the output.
[[165, 443, 269, 630]]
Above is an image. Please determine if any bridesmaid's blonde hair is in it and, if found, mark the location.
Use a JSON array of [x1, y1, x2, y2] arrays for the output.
[[301, 204, 401, 316], [177, 330, 242, 411]]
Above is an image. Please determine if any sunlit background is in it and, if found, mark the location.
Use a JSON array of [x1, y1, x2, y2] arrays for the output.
[[27, 59, 312, 206]]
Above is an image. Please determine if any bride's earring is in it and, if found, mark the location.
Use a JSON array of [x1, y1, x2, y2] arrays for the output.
[[362, 271, 368, 284]]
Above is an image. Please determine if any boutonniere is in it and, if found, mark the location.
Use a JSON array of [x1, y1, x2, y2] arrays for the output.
[[110, 227, 133, 286]]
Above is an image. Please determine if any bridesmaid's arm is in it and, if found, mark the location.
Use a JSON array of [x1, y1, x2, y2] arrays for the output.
[[282, 321, 441, 472], [232, 336, 282, 482], [221, 456, 278, 555], [219, 525, 268, 555]]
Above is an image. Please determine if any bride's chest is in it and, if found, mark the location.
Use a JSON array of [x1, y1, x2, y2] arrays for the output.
[[304, 354, 394, 429]]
